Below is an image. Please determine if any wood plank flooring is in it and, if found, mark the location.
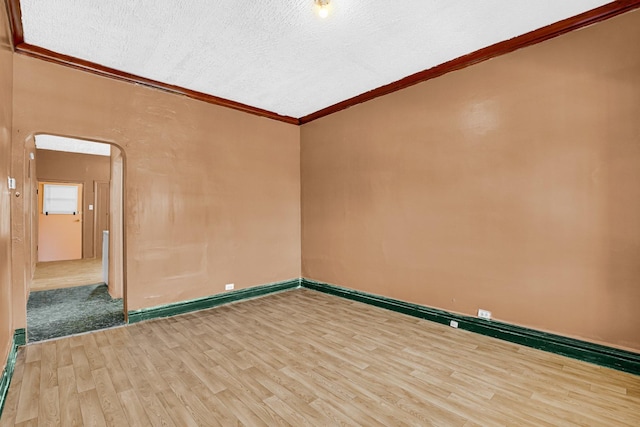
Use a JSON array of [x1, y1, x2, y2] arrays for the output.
[[31, 259, 103, 291], [1, 289, 639, 426]]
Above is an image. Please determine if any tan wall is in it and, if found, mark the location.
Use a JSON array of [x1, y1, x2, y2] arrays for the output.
[[36, 149, 111, 259], [9, 132, 35, 331], [0, 0, 14, 368], [11, 55, 301, 317], [301, 9, 640, 351], [108, 147, 124, 299]]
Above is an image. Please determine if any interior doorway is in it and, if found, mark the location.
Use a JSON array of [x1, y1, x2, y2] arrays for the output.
[[26, 134, 126, 342]]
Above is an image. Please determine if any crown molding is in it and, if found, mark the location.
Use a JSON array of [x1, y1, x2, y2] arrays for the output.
[[15, 44, 300, 125], [298, 0, 640, 124], [5, 0, 23, 48], [6, 0, 640, 125]]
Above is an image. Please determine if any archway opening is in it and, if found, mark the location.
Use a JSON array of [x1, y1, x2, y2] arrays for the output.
[[25, 134, 127, 342]]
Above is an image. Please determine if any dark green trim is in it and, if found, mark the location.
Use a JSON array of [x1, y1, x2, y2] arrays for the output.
[[13, 329, 25, 347], [301, 279, 640, 376], [0, 330, 23, 419], [128, 279, 301, 324]]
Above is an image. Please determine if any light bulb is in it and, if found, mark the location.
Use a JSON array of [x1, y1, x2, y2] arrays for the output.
[[315, 0, 331, 18]]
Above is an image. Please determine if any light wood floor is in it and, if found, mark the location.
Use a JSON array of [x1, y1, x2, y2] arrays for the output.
[[1, 289, 639, 426], [31, 259, 103, 291]]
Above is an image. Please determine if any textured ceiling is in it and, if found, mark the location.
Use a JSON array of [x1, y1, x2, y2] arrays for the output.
[[21, 0, 612, 118], [35, 135, 111, 156]]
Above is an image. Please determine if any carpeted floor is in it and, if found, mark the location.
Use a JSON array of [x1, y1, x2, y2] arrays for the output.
[[26, 283, 124, 342]]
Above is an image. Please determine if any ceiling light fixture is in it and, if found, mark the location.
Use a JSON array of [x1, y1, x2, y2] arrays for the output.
[[315, 0, 331, 18]]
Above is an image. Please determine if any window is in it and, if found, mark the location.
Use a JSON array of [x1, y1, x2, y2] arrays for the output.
[[43, 184, 78, 215]]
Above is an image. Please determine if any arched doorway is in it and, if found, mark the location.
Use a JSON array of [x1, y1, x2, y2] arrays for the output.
[[25, 134, 127, 342]]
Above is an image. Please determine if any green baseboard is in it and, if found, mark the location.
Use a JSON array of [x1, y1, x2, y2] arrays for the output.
[[0, 330, 24, 419], [301, 278, 640, 376], [128, 279, 301, 324], [13, 329, 25, 347]]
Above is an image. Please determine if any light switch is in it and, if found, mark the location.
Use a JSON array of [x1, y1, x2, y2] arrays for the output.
[[88, 204, 94, 210]]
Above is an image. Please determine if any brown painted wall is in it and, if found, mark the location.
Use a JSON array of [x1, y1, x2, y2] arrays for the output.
[[301, 9, 640, 351], [36, 148, 111, 259], [108, 147, 124, 299], [11, 55, 301, 318], [9, 132, 35, 330], [0, 0, 14, 368]]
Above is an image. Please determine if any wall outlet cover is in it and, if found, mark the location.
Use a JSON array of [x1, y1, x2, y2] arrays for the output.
[[478, 309, 492, 320], [450, 320, 459, 328], [225, 283, 234, 291]]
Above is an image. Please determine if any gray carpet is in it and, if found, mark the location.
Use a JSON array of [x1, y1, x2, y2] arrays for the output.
[[27, 283, 124, 342]]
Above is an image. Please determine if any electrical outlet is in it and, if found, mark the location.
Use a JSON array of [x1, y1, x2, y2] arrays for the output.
[[225, 283, 234, 291], [478, 309, 492, 320], [449, 320, 459, 328]]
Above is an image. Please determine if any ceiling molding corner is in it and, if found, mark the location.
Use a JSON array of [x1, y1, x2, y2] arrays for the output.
[[8, 0, 640, 126], [5, 0, 23, 48]]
